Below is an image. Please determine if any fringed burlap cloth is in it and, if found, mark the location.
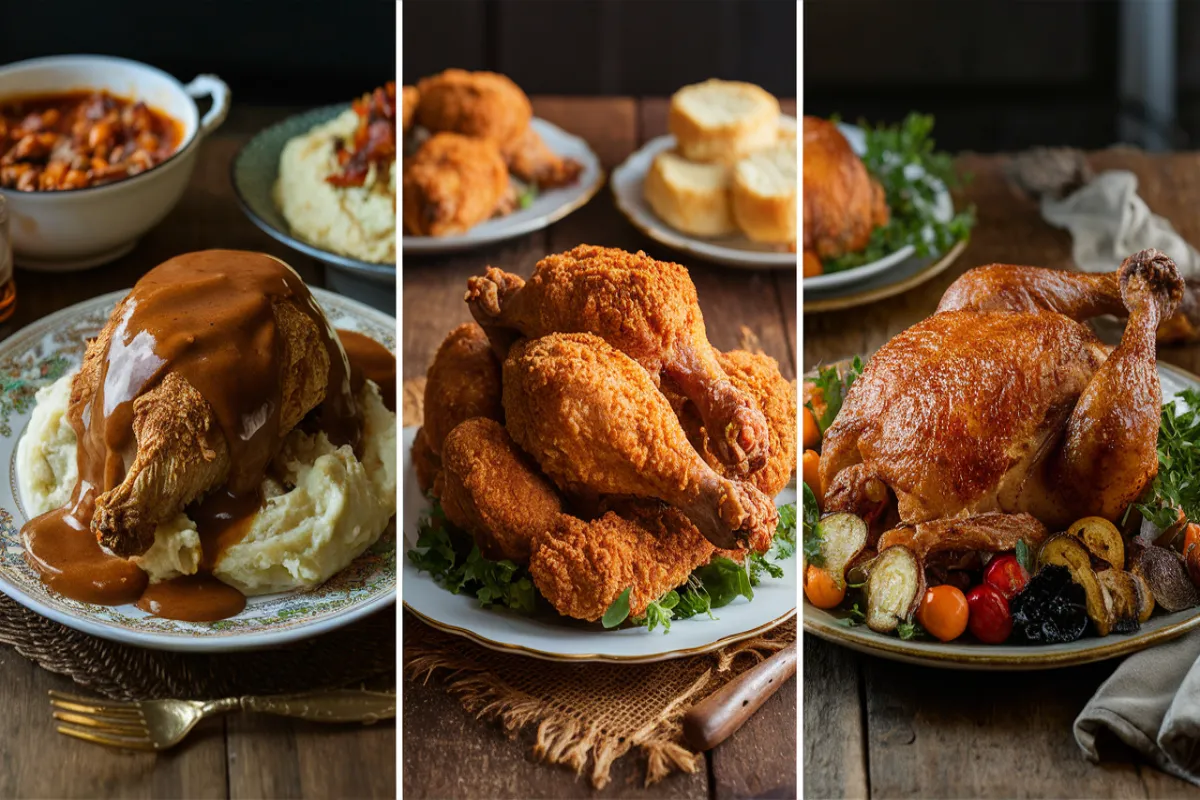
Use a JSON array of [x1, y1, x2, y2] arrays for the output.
[[0, 594, 395, 699], [401, 377, 797, 789]]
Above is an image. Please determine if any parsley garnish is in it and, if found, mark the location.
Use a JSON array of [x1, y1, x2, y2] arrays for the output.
[[803, 482, 825, 567], [406, 502, 536, 613], [1136, 389, 1200, 529], [805, 357, 863, 433], [824, 113, 975, 274]]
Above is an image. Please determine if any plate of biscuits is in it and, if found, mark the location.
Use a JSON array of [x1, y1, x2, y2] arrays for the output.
[[611, 79, 796, 269]]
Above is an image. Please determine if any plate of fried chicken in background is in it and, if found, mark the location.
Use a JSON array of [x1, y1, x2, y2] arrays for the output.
[[401, 70, 604, 254], [403, 245, 798, 662]]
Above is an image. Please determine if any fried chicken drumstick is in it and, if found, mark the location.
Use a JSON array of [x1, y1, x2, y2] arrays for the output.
[[467, 245, 770, 473], [502, 333, 777, 550]]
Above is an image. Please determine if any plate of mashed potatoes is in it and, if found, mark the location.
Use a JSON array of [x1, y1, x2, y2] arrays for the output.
[[232, 84, 396, 312], [0, 260, 397, 652]]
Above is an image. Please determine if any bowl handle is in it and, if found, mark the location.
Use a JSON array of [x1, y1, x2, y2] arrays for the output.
[[183, 74, 231, 138]]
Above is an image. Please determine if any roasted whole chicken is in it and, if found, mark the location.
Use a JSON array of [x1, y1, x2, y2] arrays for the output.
[[802, 116, 888, 272], [820, 249, 1183, 544]]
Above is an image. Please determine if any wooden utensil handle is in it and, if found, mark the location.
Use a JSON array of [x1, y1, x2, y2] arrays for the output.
[[682, 642, 797, 752]]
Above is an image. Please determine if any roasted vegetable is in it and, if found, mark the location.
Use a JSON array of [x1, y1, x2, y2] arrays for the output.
[[1010, 565, 1089, 644], [816, 512, 869, 588], [1067, 517, 1125, 570], [1130, 571, 1156, 623], [1038, 534, 1114, 636], [1186, 538, 1200, 589], [1095, 570, 1140, 634], [1130, 543, 1200, 612], [804, 564, 845, 609], [916, 584, 969, 642], [865, 545, 924, 633]]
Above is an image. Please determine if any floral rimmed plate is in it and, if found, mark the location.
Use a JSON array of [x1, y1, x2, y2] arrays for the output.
[[802, 362, 1200, 670], [0, 289, 396, 652], [401, 426, 797, 663]]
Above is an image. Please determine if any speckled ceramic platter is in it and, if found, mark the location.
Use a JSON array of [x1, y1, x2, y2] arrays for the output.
[[610, 116, 797, 270], [803, 361, 1200, 670], [0, 289, 396, 652], [401, 426, 797, 663]]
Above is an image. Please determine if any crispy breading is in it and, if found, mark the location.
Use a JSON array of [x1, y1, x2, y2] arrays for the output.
[[402, 133, 510, 237], [422, 323, 502, 456]]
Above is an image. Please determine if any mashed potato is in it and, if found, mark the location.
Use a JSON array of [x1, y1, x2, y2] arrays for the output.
[[18, 374, 396, 596], [276, 108, 396, 264]]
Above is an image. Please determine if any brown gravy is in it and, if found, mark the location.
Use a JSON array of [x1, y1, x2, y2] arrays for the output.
[[20, 250, 376, 623], [338, 329, 397, 412]]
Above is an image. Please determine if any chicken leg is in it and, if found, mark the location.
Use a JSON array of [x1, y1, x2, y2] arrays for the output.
[[1053, 249, 1183, 519], [502, 333, 778, 550], [467, 245, 770, 472]]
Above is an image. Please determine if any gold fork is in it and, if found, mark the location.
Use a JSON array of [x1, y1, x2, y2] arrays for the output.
[[49, 688, 395, 751]]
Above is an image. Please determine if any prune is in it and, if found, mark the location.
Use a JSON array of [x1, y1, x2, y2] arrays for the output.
[[1010, 565, 1089, 644]]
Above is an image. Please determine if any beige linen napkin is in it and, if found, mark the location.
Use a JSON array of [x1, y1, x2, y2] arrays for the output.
[[1074, 632, 1200, 786], [1040, 169, 1200, 276]]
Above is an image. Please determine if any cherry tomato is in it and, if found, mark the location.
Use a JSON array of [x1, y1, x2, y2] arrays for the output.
[[917, 584, 969, 642], [804, 565, 845, 609], [983, 554, 1029, 599], [966, 584, 1013, 644]]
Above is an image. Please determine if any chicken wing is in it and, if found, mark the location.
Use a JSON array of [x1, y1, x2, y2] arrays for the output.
[[529, 502, 715, 622], [678, 350, 797, 497], [502, 333, 778, 550], [503, 125, 583, 189], [438, 417, 562, 564], [422, 323, 503, 456], [466, 245, 770, 472], [402, 133, 512, 237]]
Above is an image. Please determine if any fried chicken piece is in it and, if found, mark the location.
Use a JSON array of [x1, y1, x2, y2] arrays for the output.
[[503, 125, 583, 189], [416, 70, 532, 152], [679, 350, 797, 498], [402, 133, 511, 237], [401, 85, 419, 134], [502, 333, 777, 550], [81, 298, 330, 557], [422, 323, 503, 456], [466, 245, 770, 472], [530, 502, 716, 622], [439, 417, 562, 564], [412, 426, 441, 495]]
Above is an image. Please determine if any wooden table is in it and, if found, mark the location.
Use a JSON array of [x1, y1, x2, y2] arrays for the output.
[[0, 106, 394, 800], [402, 97, 798, 799], [804, 149, 1200, 798]]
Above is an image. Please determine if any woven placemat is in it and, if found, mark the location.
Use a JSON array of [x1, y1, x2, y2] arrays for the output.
[[0, 594, 396, 700]]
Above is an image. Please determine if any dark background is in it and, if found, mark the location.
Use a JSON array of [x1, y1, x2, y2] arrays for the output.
[[806, 0, 1197, 153], [403, 0, 797, 98], [0, 1, 396, 105]]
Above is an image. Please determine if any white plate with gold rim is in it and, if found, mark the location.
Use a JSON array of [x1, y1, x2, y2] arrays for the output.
[[0, 289, 396, 652], [401, 426, 796, 663], [803, 362, 1200, 670]]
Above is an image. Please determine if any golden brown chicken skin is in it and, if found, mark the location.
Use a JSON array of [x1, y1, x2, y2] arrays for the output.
[[401, 85, 419, 134], [422, 322, 503, 456], [802, 116, 888, 267], [438, 417, 563, 564], [529, 502, 716, 622], [402, 132, 511, 237], [821, 249, 1182, 538]]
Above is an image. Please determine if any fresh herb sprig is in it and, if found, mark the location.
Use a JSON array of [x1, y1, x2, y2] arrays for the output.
[[824, 113, 975, 274], [1136, 388, 1200, 529], [805, 357, 863, 433], [407, 502, 536, 613], [802, 482, 824, 567]]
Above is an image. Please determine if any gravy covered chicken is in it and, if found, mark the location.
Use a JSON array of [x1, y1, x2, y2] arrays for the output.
[[18, 250, 396, 621], [0, 90, 182, 191]]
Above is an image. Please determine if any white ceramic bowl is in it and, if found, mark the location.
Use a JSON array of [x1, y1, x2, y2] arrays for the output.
[[0, 55, 230, 271]]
